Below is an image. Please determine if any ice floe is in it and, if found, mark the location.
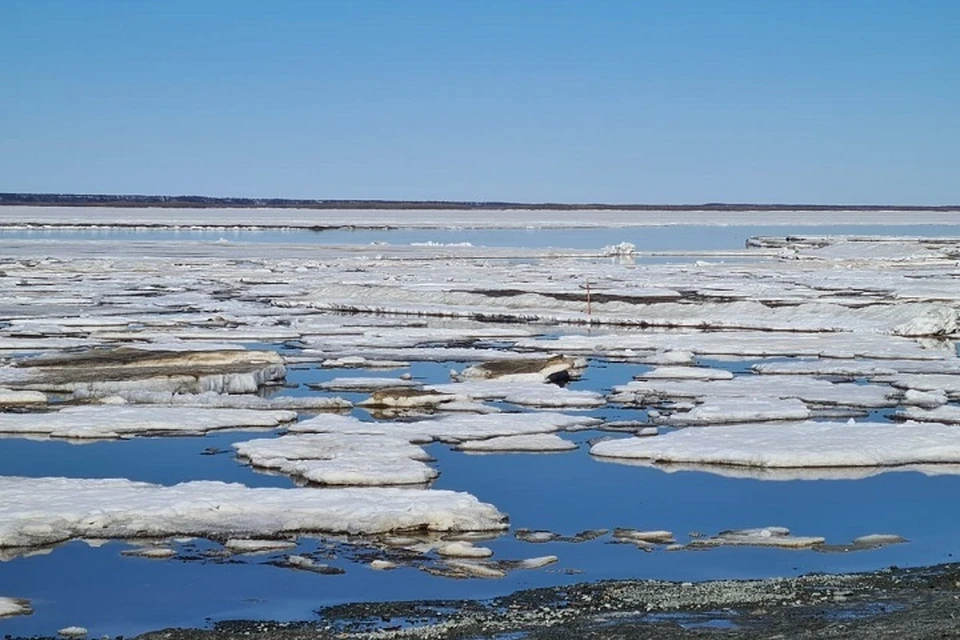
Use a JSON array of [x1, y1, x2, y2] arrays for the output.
[[0, 597, 32, 618], [235, 433, 438, 486], [428, 380, 605, 408], [0, 405, 296, 439], [0, 477, 507, 549], [455, 433, 577, 453], [590, 421, 960, 472]]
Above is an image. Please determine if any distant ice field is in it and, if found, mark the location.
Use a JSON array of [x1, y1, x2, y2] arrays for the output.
[[4, 222, 960, 251]]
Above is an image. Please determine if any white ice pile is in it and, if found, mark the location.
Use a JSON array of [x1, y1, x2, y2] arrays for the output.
[[0, 405, 296, 439], [0, 476, 507, 549], [590, 421, 960, 474]]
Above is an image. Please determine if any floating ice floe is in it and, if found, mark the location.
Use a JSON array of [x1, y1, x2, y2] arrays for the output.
[[235, 433, 438, 486], [0, 405, 296, 439], [590, 421, 960, 473], [429, 380, 605, 408], [0, 477, 507, 550], [455, 433, 577, 453], [0, 597, 32, 618]]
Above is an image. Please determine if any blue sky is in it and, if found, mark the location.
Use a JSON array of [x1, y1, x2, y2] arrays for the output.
[[3, 0, 958, 203]]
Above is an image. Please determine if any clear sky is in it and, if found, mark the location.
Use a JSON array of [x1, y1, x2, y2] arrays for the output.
[[3, 0, 958, 204]]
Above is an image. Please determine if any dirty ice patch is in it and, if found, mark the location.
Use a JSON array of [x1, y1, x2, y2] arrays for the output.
[[9, 347, 287, 396], [0, 405, 296, 439], [590, 421, 960, 471], [0, 477, 507, 549], [0, 597, 32, 618], [235, 433, 438, 486]]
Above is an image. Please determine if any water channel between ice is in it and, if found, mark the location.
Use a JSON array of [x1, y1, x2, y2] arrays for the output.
[[2, 222, 960, 637]]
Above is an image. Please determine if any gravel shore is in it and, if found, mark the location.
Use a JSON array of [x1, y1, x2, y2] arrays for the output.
[[131, 562, 960, 640]]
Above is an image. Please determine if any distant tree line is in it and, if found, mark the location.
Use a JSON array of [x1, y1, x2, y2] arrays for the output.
[[0, 193, 956, 212]]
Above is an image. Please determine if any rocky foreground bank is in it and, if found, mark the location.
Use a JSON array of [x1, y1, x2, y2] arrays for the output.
[[129, 563, 960, 640]]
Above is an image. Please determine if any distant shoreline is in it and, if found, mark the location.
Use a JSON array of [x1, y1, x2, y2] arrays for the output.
[[1, 193, 958, 212]]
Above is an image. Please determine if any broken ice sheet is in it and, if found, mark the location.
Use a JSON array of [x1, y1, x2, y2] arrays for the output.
[[0, 477, 507, 551], [0, 405, 296, 439], [4, 346, 287, 396], [590, 421, 960, 475], [237, 412, 597, 486]]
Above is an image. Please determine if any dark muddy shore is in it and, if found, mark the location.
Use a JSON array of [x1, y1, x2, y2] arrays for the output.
[[120, 563, 960, 640]]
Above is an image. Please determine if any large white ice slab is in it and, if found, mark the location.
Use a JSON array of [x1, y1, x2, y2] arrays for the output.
[[590, 421, 960, 470], [0, 406, 296, 439], [0, 477, 507, 548]]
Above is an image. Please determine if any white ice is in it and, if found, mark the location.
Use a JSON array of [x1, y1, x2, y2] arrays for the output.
[[0, 476, 507, 549], [591, 421, 960, 471], [0, 405, 296, 439]]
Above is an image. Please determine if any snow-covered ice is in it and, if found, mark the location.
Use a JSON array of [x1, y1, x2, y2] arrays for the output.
[[0, 405, 296, 439], [590, 421, 960, 472], [0, 477, 507, 549]]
